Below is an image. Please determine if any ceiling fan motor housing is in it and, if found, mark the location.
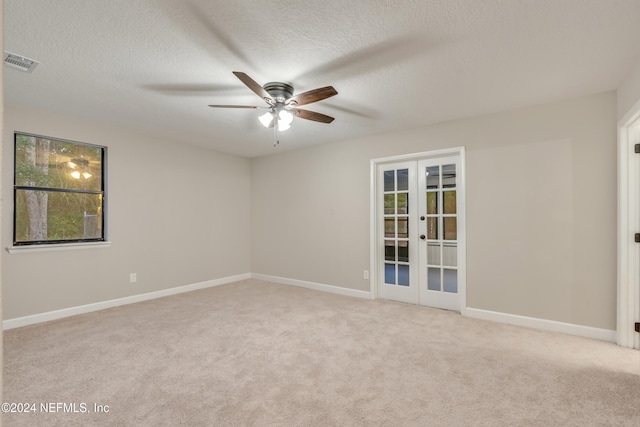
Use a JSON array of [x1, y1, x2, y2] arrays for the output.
[[263, 82, 294, 103]]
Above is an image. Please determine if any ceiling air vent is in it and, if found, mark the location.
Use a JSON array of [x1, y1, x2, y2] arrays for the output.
[[4, 52, 39, 73]]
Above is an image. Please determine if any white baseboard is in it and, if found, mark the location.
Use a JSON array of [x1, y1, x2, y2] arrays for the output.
[[251, 273, 372, 300], [465, 307, 617, 342], [3, 273, 251, 330], [252, 275, 616, 342], [4, 274, 616, 344]]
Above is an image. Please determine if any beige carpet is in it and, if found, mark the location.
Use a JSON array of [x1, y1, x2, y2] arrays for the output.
[[3, 279, 640, 426]]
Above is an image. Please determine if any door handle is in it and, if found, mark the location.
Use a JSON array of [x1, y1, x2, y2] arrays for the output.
[[420, 234, 426, 240]]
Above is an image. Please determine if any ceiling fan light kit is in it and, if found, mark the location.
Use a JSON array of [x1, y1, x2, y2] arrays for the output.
[[258, 109, 293, 130], [209, 71, 337, 146]]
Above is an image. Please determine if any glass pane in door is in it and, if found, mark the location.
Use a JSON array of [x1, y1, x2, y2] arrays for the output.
[[385, 241, 395, 261], [397, 169, 409, 191], [384, 171, 395, 192], [442, 243, 457, 267], [398, 265, 410, 286], [397, 218, 408, 238], [443, 191, 456, 214], [397, 193, 408, 214], [398, 241, 409, 262], [426, 166, 439, 189], [427, 192, 438, 214], [427, 243, 440, 265], [384, 194, 395, 214], [385, 218, 395, 237], [428, 268, 441, 291], [427, 217, 438, 239], [443, 269, 457, 293], [442, 164, 456, 188], [443, 217, 457, 240], [385, 264, 396, 284]]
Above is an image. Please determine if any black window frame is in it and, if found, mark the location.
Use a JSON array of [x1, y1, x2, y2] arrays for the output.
[[13, 131, 107, 246]]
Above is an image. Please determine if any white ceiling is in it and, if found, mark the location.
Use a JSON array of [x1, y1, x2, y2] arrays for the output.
[[5, 0, 640, 157]]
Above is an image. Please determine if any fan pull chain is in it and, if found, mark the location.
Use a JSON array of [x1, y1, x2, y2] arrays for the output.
[[273, 115, 279, 147]]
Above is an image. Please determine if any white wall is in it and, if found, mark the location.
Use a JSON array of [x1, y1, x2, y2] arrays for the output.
[[251, 91, 617, 330], [618, 56, 640, 120], [2, 91, 619, 331], [2, 105, 251, 320]]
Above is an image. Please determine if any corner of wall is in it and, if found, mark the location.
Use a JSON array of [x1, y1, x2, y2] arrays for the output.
[[617, 55, 640, 120]]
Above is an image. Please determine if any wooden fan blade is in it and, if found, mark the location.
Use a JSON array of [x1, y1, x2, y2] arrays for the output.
[[232, 71, 275, 104], [208, 104, 260, 109], [287, 86, 337, 106], [291, 108, 335, 123]]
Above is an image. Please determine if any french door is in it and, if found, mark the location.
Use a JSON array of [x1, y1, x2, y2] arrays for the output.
[[378, 161, 419, 304], [375, 151, 465, 311]]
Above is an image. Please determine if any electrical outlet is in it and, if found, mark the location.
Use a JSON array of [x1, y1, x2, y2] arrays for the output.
[[363, 270, 369, 280], [130, 273, 137, 283]]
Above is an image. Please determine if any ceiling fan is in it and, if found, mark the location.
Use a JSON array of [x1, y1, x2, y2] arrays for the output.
[[208, 71, 338, 145]]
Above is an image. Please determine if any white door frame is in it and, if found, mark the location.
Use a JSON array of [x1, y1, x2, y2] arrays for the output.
[[370, 146, 466, 313], [618, 99, 640, 349]]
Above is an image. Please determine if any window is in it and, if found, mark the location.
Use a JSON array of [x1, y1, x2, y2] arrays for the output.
[[13, 132, 106, 246]]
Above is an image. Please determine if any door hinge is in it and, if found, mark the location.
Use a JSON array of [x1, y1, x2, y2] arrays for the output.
[[635, 322, 640, 333], [635, 143, 640, 153], [635, 233, 640, 243]]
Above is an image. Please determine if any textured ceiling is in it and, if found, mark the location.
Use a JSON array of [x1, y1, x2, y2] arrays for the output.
[[5, 0, 640, 157]]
